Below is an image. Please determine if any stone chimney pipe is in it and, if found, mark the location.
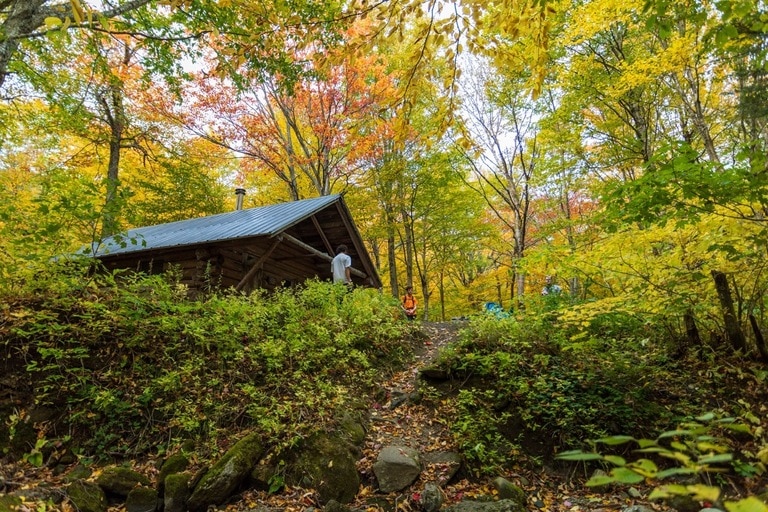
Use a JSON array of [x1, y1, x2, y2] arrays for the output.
[[235, 188, 246, 210]]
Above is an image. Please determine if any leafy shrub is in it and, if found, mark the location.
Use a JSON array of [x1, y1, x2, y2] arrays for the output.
[[453, 388, 515, 476], [2, 269, 411, 458], [441, 315, 685, 472], [557, 410, 768, 512]]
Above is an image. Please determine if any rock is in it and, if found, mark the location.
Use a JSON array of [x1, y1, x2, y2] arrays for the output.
[[664, 495, 701, 512], [388, 392, 409, 410], [125, 486, 158, 512], [63, 463, 92, 483], [67, 480, 108, 512], [187, 431, 265, 511], [422, 451, 462, 485], [419, 366, 450, 381], [164, 473, 192, 512], [420, 482, 445, 512], [285, 432, 360, 505], [324, 499, 352, 512], [158, 452, 189, 490], [492, 477, 526, 507], [250, 461, 279, 491], [444, 499, 526, 512], [338, 412, 367, 446], [95, 466, 151, 498], [373, 445, 421, 493], [622, 507, 654, 512]]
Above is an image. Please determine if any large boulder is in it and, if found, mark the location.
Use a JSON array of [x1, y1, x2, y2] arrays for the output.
[[67, 480, 108, 512], [372, 445, 421, 493], [157, 452, 189, 493], [420, 482, 446, 512], [492, 477, 526, 508], [186, 431, 265, 511], [285, 432, 360, 504], [164, 473, 192, 512], [95, 466, 151, 498], [445, 499, 526, 512], [125, 486, 158, 512]]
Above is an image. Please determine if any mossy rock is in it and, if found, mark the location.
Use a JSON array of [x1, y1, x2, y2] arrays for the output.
[[492, 477, 526, 508], [164, 473, 192, 512], [67, 480, 108, 512], [125, 486, 158, 512], [63, 463, 93, 483], [186, 431, 265, 512], [95, 466, 151, 497], [285, 432, 360, 505], [337, 412, 367, 446], [158, 453, 189, 492]]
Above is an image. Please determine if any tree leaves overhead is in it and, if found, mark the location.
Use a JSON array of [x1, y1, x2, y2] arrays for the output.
[[0, 0, 347, 95]]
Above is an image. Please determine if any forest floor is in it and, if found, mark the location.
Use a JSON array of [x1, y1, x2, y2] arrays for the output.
[[230, 321, 674, 512]]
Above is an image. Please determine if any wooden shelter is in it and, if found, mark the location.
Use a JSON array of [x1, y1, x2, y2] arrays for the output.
[[91, 194, 381, 292]]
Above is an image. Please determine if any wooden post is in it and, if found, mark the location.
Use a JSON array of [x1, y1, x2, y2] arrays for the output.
[[235, 237, 283, 291]]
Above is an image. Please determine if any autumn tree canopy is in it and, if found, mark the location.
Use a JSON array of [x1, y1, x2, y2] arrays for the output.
[[1, 0, 767, 347]]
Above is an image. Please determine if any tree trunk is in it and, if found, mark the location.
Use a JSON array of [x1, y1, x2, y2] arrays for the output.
[[683, 310, 701, 346], [439, 271, 446, 321], [0, 0, 52, 90], [99, 80, 126, 238], [386, 225, 398, 298], [749, 315, 768, 363], [711, 270, 746, 352], [683, 310, 701, 356]]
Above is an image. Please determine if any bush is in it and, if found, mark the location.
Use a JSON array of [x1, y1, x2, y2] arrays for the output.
[[440, 315, 684, 472], [2, 269, 411, 458]]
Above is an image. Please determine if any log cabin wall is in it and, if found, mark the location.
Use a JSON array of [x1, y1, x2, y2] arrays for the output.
[[93, 195, 381, 294]]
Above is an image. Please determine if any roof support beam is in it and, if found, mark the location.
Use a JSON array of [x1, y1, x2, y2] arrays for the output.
[[311, 214, 334, 256], [235, 237, 283, 291], [280, 233, 367, 279], [334, 202, 377, 284]]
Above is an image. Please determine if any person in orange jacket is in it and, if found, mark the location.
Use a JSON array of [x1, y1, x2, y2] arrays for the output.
[[402, 286, 417, 321]]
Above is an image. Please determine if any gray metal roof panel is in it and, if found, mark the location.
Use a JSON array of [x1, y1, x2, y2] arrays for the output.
[[93, 194, 341, 258]]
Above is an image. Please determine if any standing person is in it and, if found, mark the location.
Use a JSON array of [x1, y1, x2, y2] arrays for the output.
[[331, 245, 352, 285], [541, 275, 562, 296], [402, 286, 417, 321]]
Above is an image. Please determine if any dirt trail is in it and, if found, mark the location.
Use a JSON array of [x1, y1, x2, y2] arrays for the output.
[[350, 321, 489, 507]]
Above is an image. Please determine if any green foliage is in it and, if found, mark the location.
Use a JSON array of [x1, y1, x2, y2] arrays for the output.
[[557, 410, 768, 509], [2, 269, 410, 457], [452, 388, 515, 476], [441, 314, 707, 473]]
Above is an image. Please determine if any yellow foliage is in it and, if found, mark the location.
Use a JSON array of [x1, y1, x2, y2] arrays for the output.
[[562, 0, 645, 45]]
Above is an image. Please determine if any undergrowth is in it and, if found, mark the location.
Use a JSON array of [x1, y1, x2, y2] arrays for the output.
[[438, 313, 768, 478], [1, 263, 411, 460]]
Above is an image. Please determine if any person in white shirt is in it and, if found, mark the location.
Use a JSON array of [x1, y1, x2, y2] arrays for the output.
[[542, 275, 562, 296], [331, 245, 352, 285]]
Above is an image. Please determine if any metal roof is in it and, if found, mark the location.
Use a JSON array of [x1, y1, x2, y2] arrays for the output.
[[92, 194, 342, 258]]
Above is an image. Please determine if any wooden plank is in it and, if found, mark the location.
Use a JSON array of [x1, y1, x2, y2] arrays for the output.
[[280, 233, 367, 279], [311, 215, 335, 255], [235, 237, 283, 291]]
